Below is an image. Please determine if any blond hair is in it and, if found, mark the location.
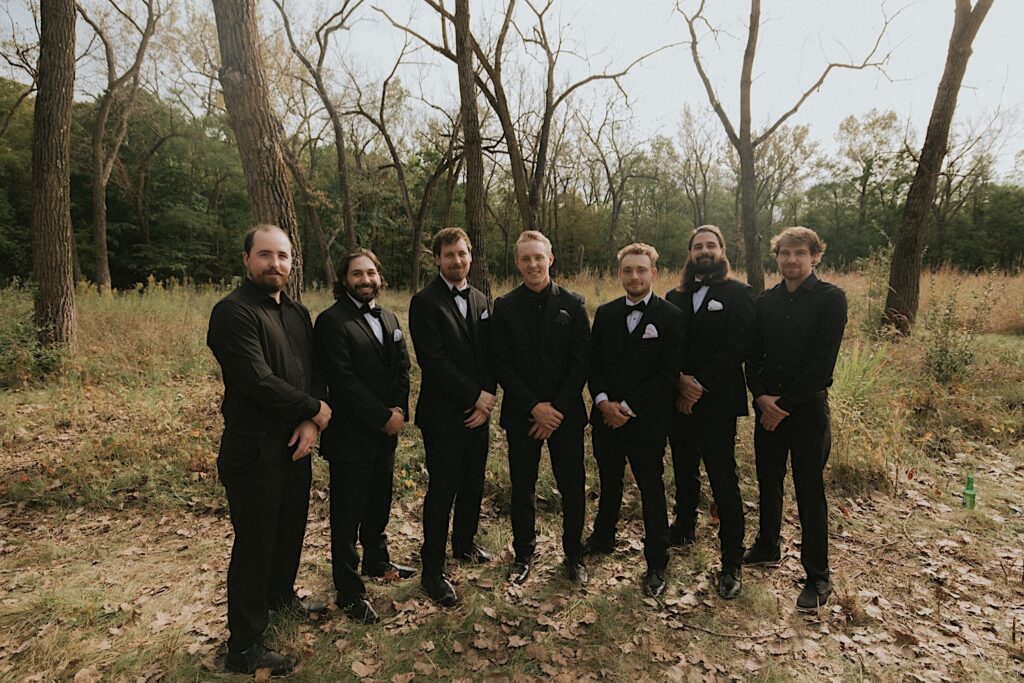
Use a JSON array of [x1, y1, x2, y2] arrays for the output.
[[514, 230, 552, 256], [616, 242, 659, 266], [769, 226, 827, 257]]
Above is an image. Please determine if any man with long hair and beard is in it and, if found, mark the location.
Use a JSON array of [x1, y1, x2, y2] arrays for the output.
[[666, 225, 754, 600], [314, 249, 414, 624]]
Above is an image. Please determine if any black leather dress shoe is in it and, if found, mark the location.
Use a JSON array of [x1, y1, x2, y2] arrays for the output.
[[796, 578, 832, 611], [717, 565, 742, 600], [668, 524, 696, 547], [422, 574, 459, 607], [225, 641, 297, 676], [508, 559, 531, 585], [564, 557, 588, 585], [452, 543, 493, 564], [340, 597, 380, 624], [270, 594, 328, 616], [643, 569, 666, 598], [742, 543, 782, 567], [582, 536, 615, 556], [363, 561, 417, 580]]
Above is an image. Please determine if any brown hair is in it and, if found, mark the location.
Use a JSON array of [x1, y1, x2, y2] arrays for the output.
[[514, 230, 553, 256], [431, 227, 472, 257], [616, 242, 659, 267], [243, 224, 291, 254], [333, 248, 387, 299], [769, 226, 827, 257], [680, 225, 732, 288]]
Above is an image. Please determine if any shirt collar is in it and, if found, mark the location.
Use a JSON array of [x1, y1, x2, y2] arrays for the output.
[[799, 271, 820, 291], [242, 277, 288, 306], [347, 292, 376, 311], [626, 290, 653, 307], [440, 275, 469, 293]]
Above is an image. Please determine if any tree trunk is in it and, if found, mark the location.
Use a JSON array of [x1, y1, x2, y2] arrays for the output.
[[283, 147, 335, 286], [455, 0, 490, 298], [737, 1, 764, 294], [212, 0, 304, 299], [31, 0, 77, 348], [883, 0, 993, 333]]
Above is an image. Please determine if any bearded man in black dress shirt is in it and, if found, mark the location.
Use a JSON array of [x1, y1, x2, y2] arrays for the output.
[[744, 226, 847, 611], [207, 224, 331, 675], [491, 231, 590, 587]]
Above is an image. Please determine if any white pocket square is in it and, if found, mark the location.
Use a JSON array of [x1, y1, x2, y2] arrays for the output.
[[393, 328, 403, 342], [707, 299, 724, 312], [480, 309, 489, 320], [642, 323, 659, 339]]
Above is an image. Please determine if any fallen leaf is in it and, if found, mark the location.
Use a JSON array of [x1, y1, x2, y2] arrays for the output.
[[74, 667, 102, 683]]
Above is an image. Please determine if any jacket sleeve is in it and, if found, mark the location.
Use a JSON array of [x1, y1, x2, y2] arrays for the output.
[[694, 284, 755, 394], [408, 293, 481, 410], [623, 306, 683, 416], [745, 296, 768, 399], [587, 306, 609, 403], [207, 299, 321, 423], [314, 311, 392, 432], [553, 295, 591, 414], [395, 318, 412, 420], [491, 297, 540, 414]]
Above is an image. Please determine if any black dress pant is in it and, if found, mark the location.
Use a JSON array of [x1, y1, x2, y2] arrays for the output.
[[753, 394, 832, 581], [506, 424, 585, 561], [590, 429, 670, 571], [217, 429, 312, 652], [420, 426, 489, 577], [669, 413, 745, 568], [328, 450, 395, 602]]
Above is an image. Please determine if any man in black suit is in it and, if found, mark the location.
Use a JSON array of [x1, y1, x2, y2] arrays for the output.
[[314, 249, 415, 624], [745, 226, 847, 611], [409, 227, 496, 607], [587, 242, 683, 597], [665, 225, 754, 600], [207, 224, 331, 676], [491, 230, 590, 586]]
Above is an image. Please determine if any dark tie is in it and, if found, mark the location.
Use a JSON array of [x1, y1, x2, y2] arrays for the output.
[[360, 303, 383, 318], [683, 280, 704, 294], [452, 287, 470, 300], [626, 300, 647, 316]]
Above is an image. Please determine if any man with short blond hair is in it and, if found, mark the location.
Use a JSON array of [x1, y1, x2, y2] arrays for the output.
[[491, 230, 590, 586], [587, 242, 683, 597], [745, 225, 847, 611]]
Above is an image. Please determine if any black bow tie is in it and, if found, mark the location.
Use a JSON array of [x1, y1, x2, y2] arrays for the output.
[[452, 287, 470, 300], [684, 280, 706, 294], [360, 303, 383, 318], [626, 300, 647, 315]]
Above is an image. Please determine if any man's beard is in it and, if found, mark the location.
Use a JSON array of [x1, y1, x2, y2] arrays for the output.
[[250, 269, 286, 293], [347, 282, 380, 303], [693, 255, 721, 275]]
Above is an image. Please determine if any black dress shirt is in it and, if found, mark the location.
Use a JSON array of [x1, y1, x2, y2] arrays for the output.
[[746, 272, 847, 413], [207, 278, 325, 434]]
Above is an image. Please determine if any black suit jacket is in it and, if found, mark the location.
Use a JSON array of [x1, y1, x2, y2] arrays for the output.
[[409, 275, 495, 432], [491, 282, 590, 432], [666, 278, 754, 418], [314, 296, 411, 462], [588, 293, 683, 442]]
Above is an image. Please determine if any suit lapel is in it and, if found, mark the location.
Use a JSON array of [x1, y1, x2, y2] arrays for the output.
[[346, 297, 385, 360], [438, 277, 472, 341], [625, 295, 656, 355], [539, 282, 562, 348]]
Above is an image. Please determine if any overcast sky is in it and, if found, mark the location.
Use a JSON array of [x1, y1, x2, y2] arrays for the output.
[[6, 0, 1022, 175]]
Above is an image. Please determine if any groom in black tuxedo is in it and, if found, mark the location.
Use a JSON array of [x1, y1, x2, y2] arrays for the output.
[[491, 230, 590, 587], [409, 227, 496, 607], [314, 249, 414, 624], [587, 242, 683, 597]]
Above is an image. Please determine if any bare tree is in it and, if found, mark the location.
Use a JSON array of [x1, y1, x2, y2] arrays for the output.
[[883, 0, 994, 333], [0, 3, 39, 141], [378, 0, 670, 235], [31, 0, 77, 347], [676, 104, 721, 229], [77, 0, 161, 290], [272, 0, 360, 251], [344, 46, 462, 289], [678, 0, 890, 293], [212, 0, 306, 297]]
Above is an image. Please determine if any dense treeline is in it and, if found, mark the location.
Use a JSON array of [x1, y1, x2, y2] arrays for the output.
[[2, 74, 1022, 290]]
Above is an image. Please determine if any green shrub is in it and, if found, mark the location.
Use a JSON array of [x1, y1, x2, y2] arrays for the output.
[[920, 275, 993, 384], [0, 284, 64, 388]]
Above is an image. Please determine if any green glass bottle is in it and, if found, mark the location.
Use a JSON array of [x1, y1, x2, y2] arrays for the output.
[[962, 474, 976, 509]]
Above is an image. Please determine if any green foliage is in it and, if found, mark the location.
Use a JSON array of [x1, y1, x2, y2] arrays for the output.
[[0, 286, 65, 388], [919, 276, 993, 384]]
